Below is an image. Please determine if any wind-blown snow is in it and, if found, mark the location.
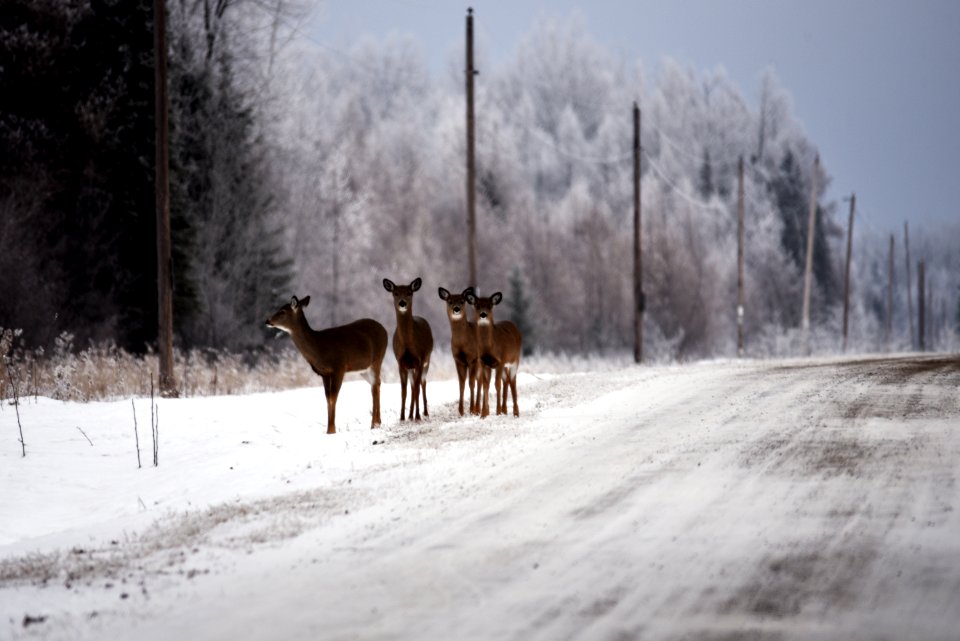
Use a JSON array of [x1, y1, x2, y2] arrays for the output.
[[2, 355, 959, 640]]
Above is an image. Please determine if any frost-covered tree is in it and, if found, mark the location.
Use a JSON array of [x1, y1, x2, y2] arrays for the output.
[[168, 0, 292, 350]]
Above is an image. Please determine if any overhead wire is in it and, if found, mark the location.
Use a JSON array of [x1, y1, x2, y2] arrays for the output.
[[642, 152, 728, 215]]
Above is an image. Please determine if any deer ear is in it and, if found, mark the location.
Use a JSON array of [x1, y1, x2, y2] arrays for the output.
[[465, 292, 477, 305], [299, 296, 311, 308], [383, 279, 395, 293], [491, 292, 503, 306], [290, 296, 299, 309], [438, 287, 450, 301], [410, 277, 422, 292], [462, 287, 476, 297]]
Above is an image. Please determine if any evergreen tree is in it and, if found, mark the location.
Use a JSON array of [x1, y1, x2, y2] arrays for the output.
[[955, 287, 960, 335], [769, 150, 806, 270], [698, 148, 713, 199], [811, 202, 839, 310], [0, 0, 158, 350], [170, 24, 290, 349], [0, 0, 288, 352], [766, 148, 839, 318], [508, 268, 534, 356]]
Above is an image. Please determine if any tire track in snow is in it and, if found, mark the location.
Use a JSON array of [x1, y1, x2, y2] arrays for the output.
[[6, 357, 959, 641]]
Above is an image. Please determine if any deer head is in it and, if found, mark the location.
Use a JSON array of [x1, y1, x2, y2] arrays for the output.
[[265, 295, 311, 334], [383, 278, 422, 315], [438, 287, 475, 322], [465, 291, 502, 325]]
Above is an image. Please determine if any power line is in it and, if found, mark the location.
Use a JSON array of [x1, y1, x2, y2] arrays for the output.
[[642, 152, 728, 215]]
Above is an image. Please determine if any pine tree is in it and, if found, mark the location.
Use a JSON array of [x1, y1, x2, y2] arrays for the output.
[[508, 268, 534, 356], [769, 150, 806, 270], [0, 0, 158, 350], [698, 148, 713, 199], [170, 28, 290, 350], [954, 287, 960, 336]]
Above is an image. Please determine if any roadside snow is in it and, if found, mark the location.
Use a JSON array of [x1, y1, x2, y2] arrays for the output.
[[2, 355, 959, 640]]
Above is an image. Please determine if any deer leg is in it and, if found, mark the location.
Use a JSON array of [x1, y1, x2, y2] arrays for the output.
[[480, 365, 491, 418], [371, 364, 382, 428], [469, 360, 479, 415], [411, 365, 422, 421], [421, 362, 429, 417], [321, 374, 338, 434], [495, 365, 505, 415], [456, 360, 467, 416], [510, 369, 519, 417], [399, 367, 408, 421]]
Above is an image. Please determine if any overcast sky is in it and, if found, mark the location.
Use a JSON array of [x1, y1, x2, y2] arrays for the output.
[[308, 0, 960, 235]]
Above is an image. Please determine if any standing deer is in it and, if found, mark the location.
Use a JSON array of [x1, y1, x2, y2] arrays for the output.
[[266, 295, 387, 434], [383, 277, 434, 421], [465, 291, 523, 418], [438, 286, 479, 416]]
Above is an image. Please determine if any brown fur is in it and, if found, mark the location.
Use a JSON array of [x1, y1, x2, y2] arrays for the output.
[[266, 296, 387, 434], [466, 291, 522, 417], [383, 278, 434, 421], [438, 286, 479, 416]]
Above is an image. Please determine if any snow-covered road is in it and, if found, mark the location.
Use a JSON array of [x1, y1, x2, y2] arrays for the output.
[[2, 355, 959, 640]]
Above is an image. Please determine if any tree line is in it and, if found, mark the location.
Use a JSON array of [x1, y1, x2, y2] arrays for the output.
[[1, 0, 289, 352], [2, 6, 957, 360]]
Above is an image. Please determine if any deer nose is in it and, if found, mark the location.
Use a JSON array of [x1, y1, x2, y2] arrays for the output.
[[453, 306, 461, 314], [479, 312, 487, 319], [398, 300, 407, 309]]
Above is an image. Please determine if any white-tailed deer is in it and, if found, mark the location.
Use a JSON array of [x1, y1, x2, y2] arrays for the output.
[[438, 286, 479, 416], [465, 291, 523, 417], [266, 296, 387, 434], [383, 277, 434, 421]]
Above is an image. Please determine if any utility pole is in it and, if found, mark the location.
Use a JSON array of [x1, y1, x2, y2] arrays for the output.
[[332, 209, 339, 326], [918, 260, 926, 351], [801, 155, 819, 334], [842, 193, 855, 351], [154, 0, 176, 397], [465, 7, 477, 290], [886, 234, 894, 348], [633, 102, 644, 364], [904, 222, 915, 348], [737, 155, 745, 357]]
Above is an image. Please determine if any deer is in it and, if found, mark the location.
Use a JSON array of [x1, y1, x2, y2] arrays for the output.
[[465, 291, 523, 418], [383, 277, 434, 422], [438, 286, 479, 416], [265, 295, 387, 435]]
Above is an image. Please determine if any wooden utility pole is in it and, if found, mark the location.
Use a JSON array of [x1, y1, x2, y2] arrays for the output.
[[841, 193, 855, 351], [737, 155, 745, 357], [801, 155, 819, 332], [904, 222, 915, 348], [886, 234, 894, 348], [633, 102, 644, 364], [154, 0, 176, 396], [918, 260, 926, 351], [332, 210, 340, 326], [465, 7, 477, 289]]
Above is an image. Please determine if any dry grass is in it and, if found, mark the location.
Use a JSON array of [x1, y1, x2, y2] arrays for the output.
[[1, 328, 314, 402], [1, 327, 637, 403]]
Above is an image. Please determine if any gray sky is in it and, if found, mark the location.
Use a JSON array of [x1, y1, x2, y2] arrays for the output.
[[308, 0, 960, 235]]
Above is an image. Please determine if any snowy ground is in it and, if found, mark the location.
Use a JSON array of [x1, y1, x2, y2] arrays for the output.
[[2, 354, 959, 640]]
